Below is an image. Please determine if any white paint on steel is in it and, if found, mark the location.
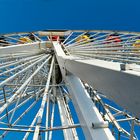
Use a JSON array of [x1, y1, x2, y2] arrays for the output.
[[53, 42, 115, 140]]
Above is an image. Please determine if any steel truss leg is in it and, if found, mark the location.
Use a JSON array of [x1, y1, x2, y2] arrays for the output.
[[57, 94, 78, 140], [65, 72, 115, 140]]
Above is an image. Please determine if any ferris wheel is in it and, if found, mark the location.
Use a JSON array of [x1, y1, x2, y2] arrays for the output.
[[0, 30, 139, 140]]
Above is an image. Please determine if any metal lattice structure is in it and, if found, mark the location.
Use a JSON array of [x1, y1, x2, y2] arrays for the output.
[[0, 30, 139, 140]]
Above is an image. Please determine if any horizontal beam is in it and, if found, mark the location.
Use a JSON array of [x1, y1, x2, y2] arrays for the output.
[[38, 30, 140, 36], [38, 31, 70, 36], [0, 41, 47, 56], [53, 42, 140, 118], [0, 124, 81, 133]]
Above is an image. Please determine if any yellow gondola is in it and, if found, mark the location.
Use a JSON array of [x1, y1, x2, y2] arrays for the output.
[[76, 35, 91, 44], [19, 37, 33, 44], [133, 39, 140, 51]]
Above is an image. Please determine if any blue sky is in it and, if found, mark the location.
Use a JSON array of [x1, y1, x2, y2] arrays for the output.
[[0, 0, 140, 33], [0, 0, 140, 139]]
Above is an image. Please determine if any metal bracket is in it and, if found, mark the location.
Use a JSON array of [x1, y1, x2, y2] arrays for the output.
[[92, 121, 109, 129]]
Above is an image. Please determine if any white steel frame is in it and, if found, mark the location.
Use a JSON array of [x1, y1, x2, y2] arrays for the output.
[[0, 30, 139, 140]]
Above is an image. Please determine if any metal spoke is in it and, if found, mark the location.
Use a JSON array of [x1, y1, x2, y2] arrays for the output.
[[0, 30, 139, 140]]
